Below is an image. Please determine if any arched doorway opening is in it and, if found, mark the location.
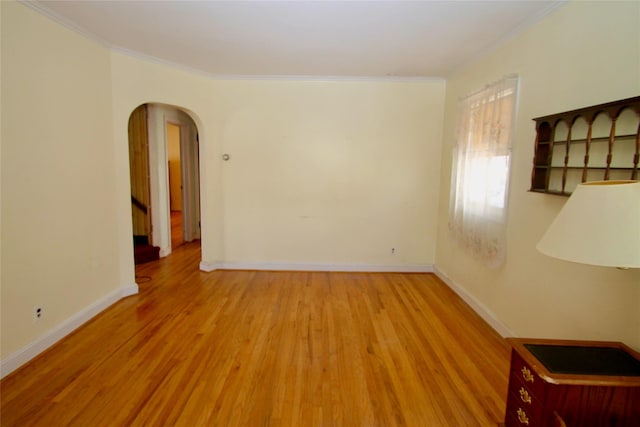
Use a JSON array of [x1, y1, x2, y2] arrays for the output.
[[128, 103, 201, 264]]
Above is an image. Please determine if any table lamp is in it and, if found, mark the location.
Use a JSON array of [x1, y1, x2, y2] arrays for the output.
[[537, 180, 640, 269]]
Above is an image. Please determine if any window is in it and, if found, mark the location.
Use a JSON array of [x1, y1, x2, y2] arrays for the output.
[[449, 76, 519, 267]]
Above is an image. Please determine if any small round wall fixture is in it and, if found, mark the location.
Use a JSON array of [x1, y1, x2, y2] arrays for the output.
[[222, 154, 231, 161]]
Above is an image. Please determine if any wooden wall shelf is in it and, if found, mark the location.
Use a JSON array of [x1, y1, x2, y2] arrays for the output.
[[530, 96, 640, 196]]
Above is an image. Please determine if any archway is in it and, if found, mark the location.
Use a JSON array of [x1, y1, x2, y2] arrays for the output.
[[128, 103, 201, 264]]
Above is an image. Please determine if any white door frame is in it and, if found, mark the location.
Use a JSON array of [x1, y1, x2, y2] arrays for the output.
[[147, 104, 200, 256]]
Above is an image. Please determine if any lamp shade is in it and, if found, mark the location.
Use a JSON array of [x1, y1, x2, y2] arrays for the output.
[[536, 180, 640, 268]]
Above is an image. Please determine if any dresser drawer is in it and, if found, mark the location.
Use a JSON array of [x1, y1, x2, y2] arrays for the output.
[[505, 409, 533, 427], [505, 386, 544, 426], [508, 371, 539, 405], [505, 407, 561, 427], [508, 375, 544, 418], [509, 350, 545, 399]]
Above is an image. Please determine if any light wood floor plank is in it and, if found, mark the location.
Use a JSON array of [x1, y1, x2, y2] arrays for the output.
[[1, 242, 511, 426]]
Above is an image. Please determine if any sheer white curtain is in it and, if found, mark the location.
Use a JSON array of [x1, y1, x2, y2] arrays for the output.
[[449, 76, 519, 268]]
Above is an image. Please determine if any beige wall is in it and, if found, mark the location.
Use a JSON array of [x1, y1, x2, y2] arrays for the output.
[[1, 2, 122, 358], [435, 1, 640, 349], [110, 51, 446, 270], [212, 79, 445, 267]]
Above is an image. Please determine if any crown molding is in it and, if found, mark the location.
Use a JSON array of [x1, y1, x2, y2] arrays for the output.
[[111, 46, 445, 83], [447, 0, 568, 77], [19, 0, 112, 48], [21, 0, 563, 83], [21, 0, 444, 83]]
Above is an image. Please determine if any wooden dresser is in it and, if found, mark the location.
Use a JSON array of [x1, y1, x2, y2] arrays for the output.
[[504, 338, 640, 427]]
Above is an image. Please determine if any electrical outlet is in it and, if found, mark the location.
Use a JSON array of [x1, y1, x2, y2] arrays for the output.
[[34, 306, 43, 322]]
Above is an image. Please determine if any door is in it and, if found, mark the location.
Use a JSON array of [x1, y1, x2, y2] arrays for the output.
[[179, 120, 201, 242], [128, 104, 152, 245]]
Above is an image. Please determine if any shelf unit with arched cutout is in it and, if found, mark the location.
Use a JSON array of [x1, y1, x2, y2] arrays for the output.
[[530, 96, 640, 196]]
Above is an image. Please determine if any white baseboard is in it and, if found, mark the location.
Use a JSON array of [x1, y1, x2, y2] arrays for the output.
[[434, 266, 514, 338], [0, 283, 139, 379], [122, 282, 139, 297], [200, 260, 434, 273], [199, 259, 221, 272]]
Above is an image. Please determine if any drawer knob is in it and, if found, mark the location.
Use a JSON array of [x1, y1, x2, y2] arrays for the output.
[[519, 387, 532, 404], [517, 408, 530, 425], [521, 366, 535, 383]]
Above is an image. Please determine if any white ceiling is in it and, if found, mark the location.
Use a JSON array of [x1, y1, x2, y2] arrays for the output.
[[27, 0, 565, 79]]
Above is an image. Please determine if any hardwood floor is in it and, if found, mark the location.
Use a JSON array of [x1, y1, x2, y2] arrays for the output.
[[171, 210, 183, 249], [1, 242, 511, 426]]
